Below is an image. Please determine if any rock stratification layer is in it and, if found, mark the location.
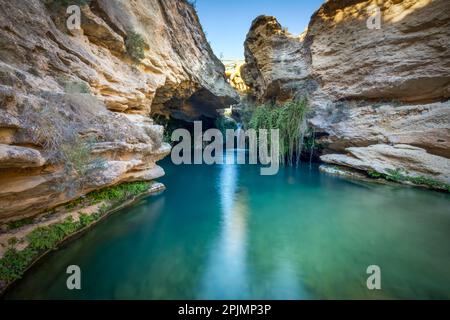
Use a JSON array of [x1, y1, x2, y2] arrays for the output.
[[242, 16, 313, 103], [0, 0, 237, 221], [306, 0, 450, 103], [241, 0, 450, 186]]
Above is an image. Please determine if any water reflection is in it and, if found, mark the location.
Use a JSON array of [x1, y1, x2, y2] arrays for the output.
[[200, 151, 249, 299]]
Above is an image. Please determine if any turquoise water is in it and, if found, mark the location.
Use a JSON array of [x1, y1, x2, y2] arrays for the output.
[[5, 152, 450, 299]]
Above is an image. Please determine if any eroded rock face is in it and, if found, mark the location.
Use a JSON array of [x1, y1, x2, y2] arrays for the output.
[[307, 0, 450, 102], [0, 0, 237, 117], [243, 0, 450, 102], [242, 16, 314, 103], [311, 101, 450, 158], [0, 145, 46, 169], [241, 0, 450, 186], [224, 61, 249, 93], [0, 0, 237, 221], [0, 92, 170, 221]]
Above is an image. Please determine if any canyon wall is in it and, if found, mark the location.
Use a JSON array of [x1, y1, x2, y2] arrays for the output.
[[0, 0, 237, 222], [242, 0, 450, 187]]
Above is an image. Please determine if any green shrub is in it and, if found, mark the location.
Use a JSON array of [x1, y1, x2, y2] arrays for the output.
[[1, 217, 81, 282], [86, 181, 152, 204], [367, 168, 450, 192], [248, 99, 309, 165], [26, 217, 79, 251], [385, 169, 405, 182], [368, 169, 384, 179], [404, 175, 450, 192], [79, 213, 95, 228], [0, 217, 81, 283], [65, 197, 84, 210], [126, 31, 146, 63], [7, 237, 19, 247], [21, 100, 106, 195], [64, 181, 152, 214], [0, 181, 153, 284], [7, 217, 34, 231], [0, 248, 36, 282]]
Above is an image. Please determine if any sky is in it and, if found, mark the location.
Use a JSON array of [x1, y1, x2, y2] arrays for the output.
[[195, 0, 325, 60]]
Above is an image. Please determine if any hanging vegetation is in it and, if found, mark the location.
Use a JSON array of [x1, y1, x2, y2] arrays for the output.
[[247, 98, 309, 166], [126, 31, 147, 63]]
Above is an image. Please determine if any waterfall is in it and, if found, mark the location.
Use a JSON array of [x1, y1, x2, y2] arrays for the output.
[[236, 123, 245, 151], [296, 117, 308, 168], [309, 127, 316, 170]]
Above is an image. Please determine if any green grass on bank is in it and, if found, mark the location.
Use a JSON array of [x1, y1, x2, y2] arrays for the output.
[[368, 169, 450, 192], [0, 182, 154, 284], [87, 181, 151, 204], [6, 218, 35, 231]]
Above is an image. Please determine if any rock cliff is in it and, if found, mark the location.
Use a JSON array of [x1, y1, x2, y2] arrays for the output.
[[242, 0, 450, 188], [242, 16, 313, 103], [224, 60, 249, 93], [0, 0, 237, 222]]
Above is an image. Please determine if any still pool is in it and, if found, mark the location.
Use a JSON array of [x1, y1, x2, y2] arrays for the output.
[[5, 153, 450, 299]]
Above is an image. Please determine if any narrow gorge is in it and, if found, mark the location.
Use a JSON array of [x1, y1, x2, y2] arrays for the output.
[[0, 0, 449, 300]]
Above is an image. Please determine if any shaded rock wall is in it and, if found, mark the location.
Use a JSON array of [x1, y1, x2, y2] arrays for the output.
[[0, 0, 237, 221]]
